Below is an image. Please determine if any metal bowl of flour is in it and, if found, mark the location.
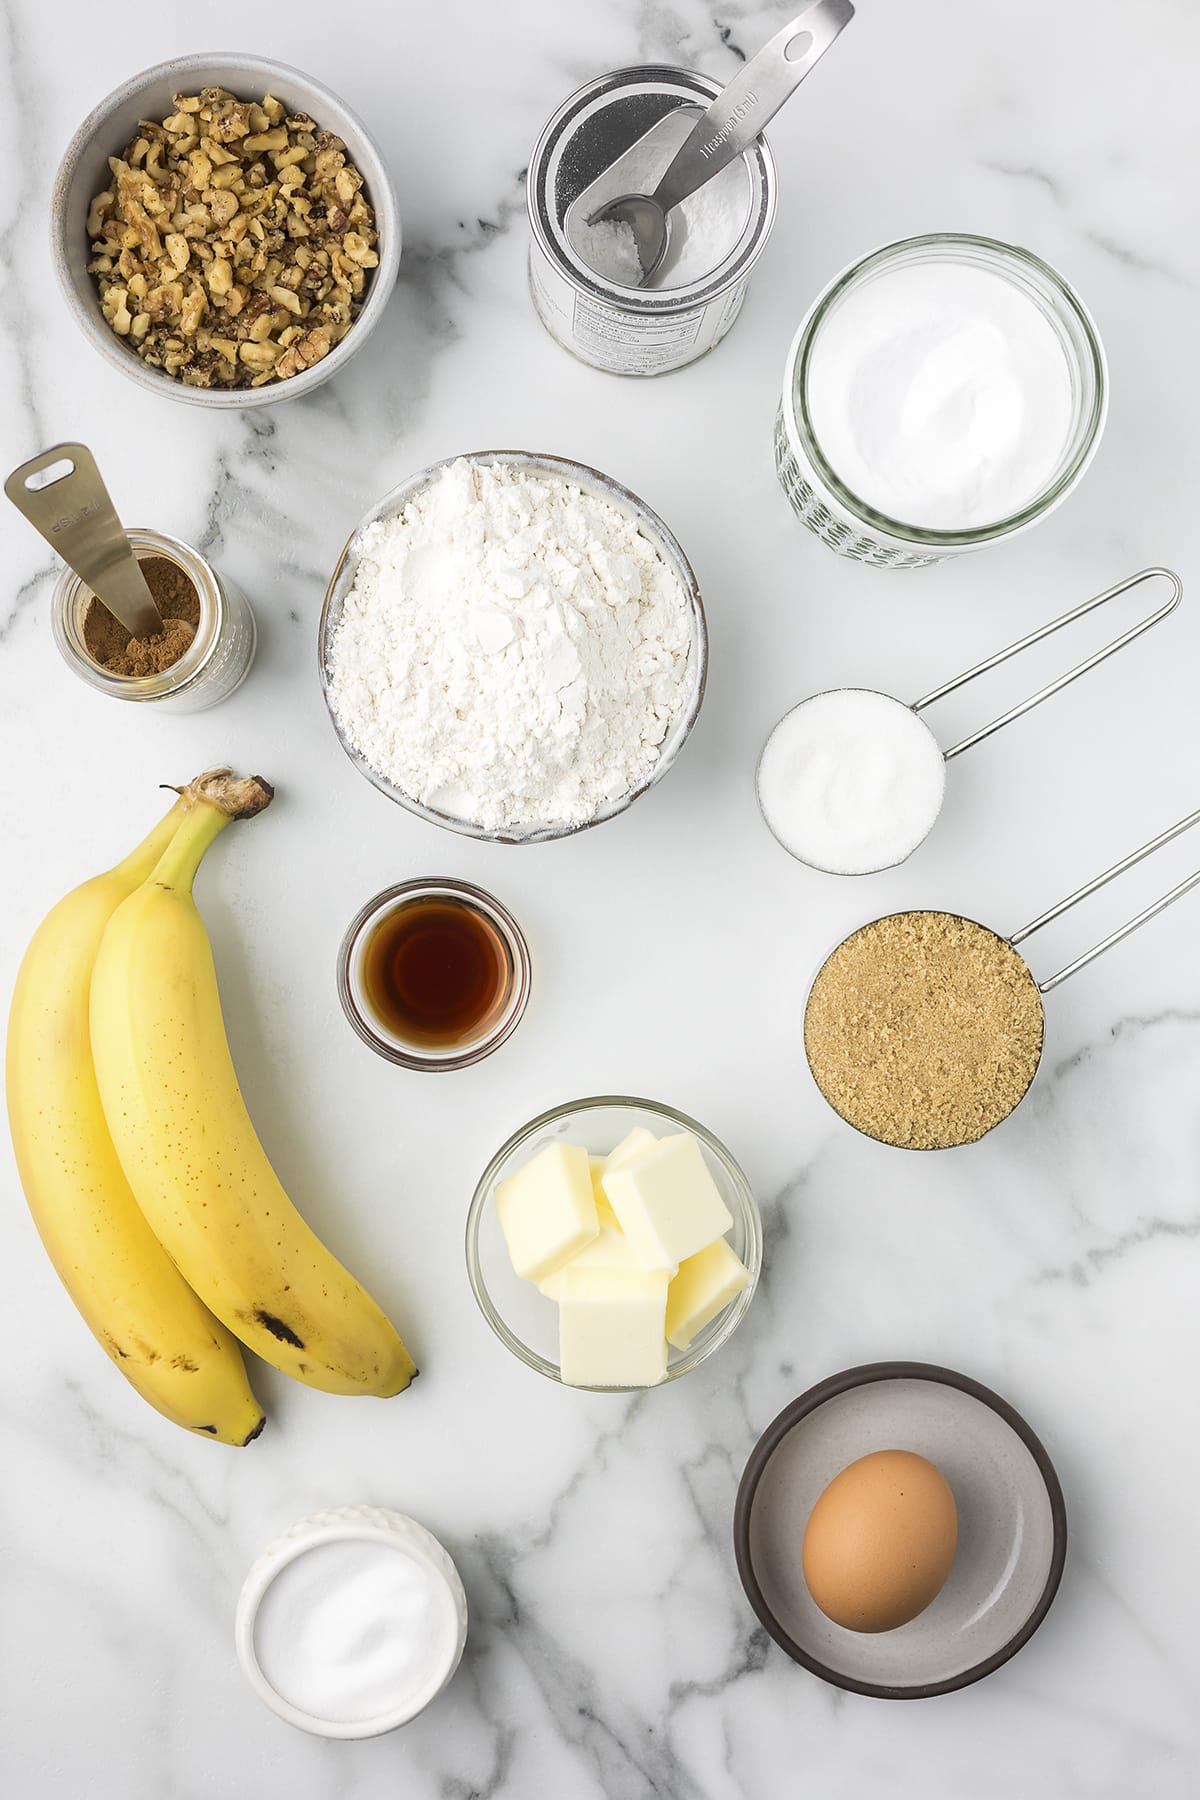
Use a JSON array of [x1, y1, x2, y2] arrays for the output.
[[317, 450, 708, 844]]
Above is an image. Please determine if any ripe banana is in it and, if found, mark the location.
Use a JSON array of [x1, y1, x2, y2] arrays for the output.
[[6, 790, 265, 1445], [91, 771, 417, 1398]]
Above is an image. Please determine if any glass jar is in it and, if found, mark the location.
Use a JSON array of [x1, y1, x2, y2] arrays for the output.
[[775, 234, 1108, 569], [51, 527, 256, 710]]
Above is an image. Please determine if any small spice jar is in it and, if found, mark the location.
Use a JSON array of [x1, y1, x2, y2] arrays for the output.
[[51, 526, 256, 711]]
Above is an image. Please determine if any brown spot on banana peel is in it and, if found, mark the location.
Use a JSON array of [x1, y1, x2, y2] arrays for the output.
[[252, 1309, 305, 1348]]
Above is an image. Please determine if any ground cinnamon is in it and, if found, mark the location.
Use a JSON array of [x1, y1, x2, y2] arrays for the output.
[[82, 555, 201, 678]]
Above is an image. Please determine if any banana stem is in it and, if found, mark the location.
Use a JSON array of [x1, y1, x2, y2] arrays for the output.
[[150, 770, 274, 895]]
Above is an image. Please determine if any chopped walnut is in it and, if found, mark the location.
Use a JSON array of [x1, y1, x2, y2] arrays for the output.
[[86, 87, 380, 390]]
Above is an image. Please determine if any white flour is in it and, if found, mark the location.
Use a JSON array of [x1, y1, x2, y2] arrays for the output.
[[327, 459, 694, 831]]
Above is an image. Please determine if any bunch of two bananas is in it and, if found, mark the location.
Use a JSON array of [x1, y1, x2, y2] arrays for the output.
[[6, 769, 416, 1444]]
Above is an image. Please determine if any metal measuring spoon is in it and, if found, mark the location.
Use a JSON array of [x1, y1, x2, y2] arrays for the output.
[[4, 443, 164, 642], [588, 0, 854, 285]]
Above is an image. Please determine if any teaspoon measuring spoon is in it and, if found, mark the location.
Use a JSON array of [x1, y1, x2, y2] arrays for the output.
[[588, 0, 855, 285], [4, 443, 164, 642]]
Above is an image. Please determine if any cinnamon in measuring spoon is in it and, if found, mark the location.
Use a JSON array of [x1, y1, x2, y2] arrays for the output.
[[82, 555, 201, 677]]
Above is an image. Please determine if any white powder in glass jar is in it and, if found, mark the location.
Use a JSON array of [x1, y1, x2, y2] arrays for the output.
[[805, 261, 1076, 530], [326, 460, 694, 831]]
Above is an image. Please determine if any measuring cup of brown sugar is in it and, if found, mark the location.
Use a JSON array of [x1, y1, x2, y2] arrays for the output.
[[803, 806, 1200, 1149], [337, 879, 532, 1070], [51, 526, 256, 712]]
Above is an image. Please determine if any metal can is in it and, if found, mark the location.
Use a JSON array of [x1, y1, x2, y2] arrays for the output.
[[527, 66, 777, 377]]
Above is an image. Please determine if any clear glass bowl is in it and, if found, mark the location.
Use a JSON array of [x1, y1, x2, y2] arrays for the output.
[[465, 1096, 761, 1389], [336, 878, 532, 1072], [776, 233, 1108, 568], [317, 451, 708, 843]]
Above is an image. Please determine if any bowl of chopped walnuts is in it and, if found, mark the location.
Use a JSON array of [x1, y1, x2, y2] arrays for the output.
[[52, 53, 400, 405]]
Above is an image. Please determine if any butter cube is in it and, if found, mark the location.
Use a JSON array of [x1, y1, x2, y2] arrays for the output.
[[558, 1267, 669, 1388], [495, 1142, 598, 1284], [602, 1132, 733, 1271], [538, 1213, 648, 1299], [603, 1126, 658, 1173], [666, 1238, 751, 1349]]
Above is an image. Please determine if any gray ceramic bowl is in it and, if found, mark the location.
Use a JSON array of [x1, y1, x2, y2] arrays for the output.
[[734, 1362, 1067, 1698], [52, 52, 400, 407]]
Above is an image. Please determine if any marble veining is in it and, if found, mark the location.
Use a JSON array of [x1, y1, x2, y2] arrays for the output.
[[2, 0, 1200, 1795]]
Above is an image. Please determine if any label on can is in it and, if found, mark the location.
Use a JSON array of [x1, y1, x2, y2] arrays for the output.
[[530, 248, 749, 376]]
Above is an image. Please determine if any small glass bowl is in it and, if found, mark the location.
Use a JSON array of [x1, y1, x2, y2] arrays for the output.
[[465, 1096, 761, 1389], [337, 878, 532, 1071], [317, 450, 708, 843]]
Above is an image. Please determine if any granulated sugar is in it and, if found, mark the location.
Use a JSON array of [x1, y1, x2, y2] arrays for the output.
[[326, 460, 694, 831]]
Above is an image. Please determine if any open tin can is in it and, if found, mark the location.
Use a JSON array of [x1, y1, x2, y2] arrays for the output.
[[527, 66, 777, 376]]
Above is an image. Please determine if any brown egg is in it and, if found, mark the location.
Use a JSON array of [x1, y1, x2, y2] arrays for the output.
[[802, 1449, 958, 1633]]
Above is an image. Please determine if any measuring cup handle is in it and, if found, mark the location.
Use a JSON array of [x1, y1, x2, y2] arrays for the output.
[[652, 0, 854, 214], [1011, 806, 1200, 992], [915, 568, 1183, 762]]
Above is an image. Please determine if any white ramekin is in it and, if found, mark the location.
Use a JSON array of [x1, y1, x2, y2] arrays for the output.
[[235, 1506, 468, 1737], [52, 53, 400, 408]]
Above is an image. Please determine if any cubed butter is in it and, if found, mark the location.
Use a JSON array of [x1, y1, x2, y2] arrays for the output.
[[601, 1132, 733, 1270], [558, 1267, 669, 1388], [665, 1237, 751, 1349], [495, 1142, 598, 1284], [538, 1214, 649, 1298], [603, 1126, 658, 1173]]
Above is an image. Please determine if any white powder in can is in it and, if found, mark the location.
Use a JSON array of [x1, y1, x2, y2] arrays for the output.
[[326, 460, 695, 832], [757, 689, 947, 874], [568, 112, 751, 290]]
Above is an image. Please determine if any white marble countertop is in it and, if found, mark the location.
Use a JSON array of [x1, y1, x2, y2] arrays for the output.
[[3, 2, 1200, 1794]]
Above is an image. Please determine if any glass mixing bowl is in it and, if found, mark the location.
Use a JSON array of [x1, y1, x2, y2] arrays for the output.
[[465, 1096, 761, 1388], [317, 450, 708, 844]]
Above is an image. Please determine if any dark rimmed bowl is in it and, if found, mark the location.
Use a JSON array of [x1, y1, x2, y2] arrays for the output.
[[733, 1361, 1067, 1699]]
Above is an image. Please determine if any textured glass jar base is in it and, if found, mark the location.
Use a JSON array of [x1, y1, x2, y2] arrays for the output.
[[772, 409, 944, 570]]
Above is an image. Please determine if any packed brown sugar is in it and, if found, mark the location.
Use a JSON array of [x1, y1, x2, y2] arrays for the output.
[[803, 910, 1045, 1149]]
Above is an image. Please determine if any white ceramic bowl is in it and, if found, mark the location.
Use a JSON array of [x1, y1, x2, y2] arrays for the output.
[[52, 53, 400, 407], [235, 1506, 468, 1738]]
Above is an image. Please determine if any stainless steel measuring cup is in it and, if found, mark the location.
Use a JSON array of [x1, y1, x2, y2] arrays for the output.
[[758, 568, 1183, 874], [803, 804, 1200, 1149]]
